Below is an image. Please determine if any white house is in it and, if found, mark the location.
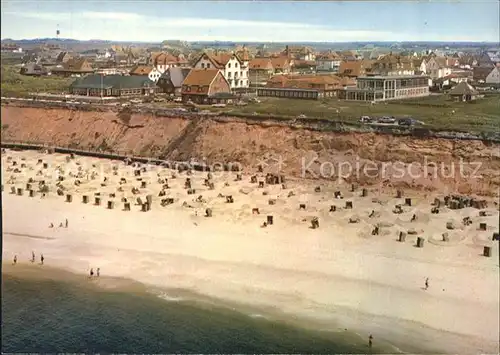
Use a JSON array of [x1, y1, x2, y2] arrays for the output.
[[129, 65, 162, 83], [315, 52, 341, 72], [485, 67, 500, 84], [193, 51, 249, 90], [425, 57, 452, 80]]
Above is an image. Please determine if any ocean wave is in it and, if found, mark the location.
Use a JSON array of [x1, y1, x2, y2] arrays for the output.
[[152, 291, 185, 302], [248, 313, 269, 319]]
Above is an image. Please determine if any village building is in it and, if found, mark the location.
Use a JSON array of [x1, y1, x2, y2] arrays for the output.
[[1, 42, 22, 52], [258, 74, 352, 100], [340, 75, 429, 101], [270, 57, 292, 74], [51, 58, 94, 77], [448, 82, 481, 102], [370, 54, 415, 76], [157, 67, 191, 95], [193, 51, 249, 91], [180, 68, 232, 104], [292, 60, 317, 73], [69, 74, 159, 97], [338, 60, 372, 78], [249, 58, 274, 87], [129, 65, 162, 82], [55, 51, 74, 64], [19, 62, 49, 76], [485, 67, 500, 84], [315, 52, 342, 73], [433, 72, 472, 90], [424, 56, 452, 80], [149, 52, 190, 73], [281, 45, 315, 61]]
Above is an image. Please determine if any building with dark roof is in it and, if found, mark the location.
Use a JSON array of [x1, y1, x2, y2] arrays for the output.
[[19, 62, 49, 76], [448, 82, 480, 102], [157, 67, 191, 95], [51, 58, 94, 77], [69, 74, 159, 97]]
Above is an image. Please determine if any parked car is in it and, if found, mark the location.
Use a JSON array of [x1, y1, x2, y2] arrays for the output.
[[378, 116, 396, 124], [173, 97, 182, 102], [297, 114, 307, 119], [360, 116, 372, 123], [129, 99, 142, 104], [249, 97, 261, 103], [397, 118, 413, 126]]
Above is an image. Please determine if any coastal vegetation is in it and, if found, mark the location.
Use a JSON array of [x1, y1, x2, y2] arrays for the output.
[[1, 65, 73, 97]]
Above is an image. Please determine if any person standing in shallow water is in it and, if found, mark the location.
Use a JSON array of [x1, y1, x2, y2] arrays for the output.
[[368, 334, 373, 348], [65, 218, 68, 228], [96, 268, 100, 277], [40, 254, 44, 265], [31, 251, 35, 263], [13, 255, 17, 265], [90, 268, 94, 277], [425, 277, 429, 290]]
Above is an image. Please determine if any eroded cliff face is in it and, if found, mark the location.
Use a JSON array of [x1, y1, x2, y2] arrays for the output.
[[2, 105, 499, 196]]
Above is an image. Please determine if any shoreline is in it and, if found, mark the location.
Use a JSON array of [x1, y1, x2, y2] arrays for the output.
[[2, 149, 499, 354], [2, 263, 394, 353], [0, 263, 432, 354]]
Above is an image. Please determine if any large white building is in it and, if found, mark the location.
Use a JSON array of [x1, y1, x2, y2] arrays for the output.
[[193, 51, 249, 90], [343, 75, 430, 101]]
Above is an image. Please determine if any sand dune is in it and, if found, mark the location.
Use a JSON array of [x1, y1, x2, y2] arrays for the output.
[[2, 149, 499, 354]]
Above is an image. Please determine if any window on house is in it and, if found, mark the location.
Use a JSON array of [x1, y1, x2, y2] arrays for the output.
[[228, 72, 232, 78], [235, 63, 238, 68], [201, 63, 205, 68], [228, 63, 231, 68], [207, 63, 210, 68]]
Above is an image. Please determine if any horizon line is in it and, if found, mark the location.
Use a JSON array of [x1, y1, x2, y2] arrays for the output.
[[2, 38, 499, 45]]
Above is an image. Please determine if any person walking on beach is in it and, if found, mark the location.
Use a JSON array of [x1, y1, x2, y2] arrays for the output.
[[96, 268, 100, 277], [40, 254, 44, 265], [424, 277, 429, 290], [368, 334, 373, 348], [65, 218, 68, 228], [13, 255, 17, 265], [90, 268, 94, 277]]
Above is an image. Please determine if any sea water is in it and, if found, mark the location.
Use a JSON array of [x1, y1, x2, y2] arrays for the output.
[[2, 272, 390, 353]]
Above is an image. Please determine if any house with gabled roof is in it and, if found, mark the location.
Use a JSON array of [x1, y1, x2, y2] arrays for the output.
[[181, 68, 231, 103], [129, 65, 162, 82], [425, 56, 452, 80], [315, 51, 342, 73], [20, 62, 49, 76], [485, 67, 500, 85], [51, 58, 94, 77], [157, 67, 191, 95], [192, 51, 249, 90]]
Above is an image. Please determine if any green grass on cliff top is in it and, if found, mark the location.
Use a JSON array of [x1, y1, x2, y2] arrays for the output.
[[1, 65, 73, 97], [228, 95, 500, 133]]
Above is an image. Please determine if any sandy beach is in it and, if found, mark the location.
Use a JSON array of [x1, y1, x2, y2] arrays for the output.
[[2, 149, 499, 354]]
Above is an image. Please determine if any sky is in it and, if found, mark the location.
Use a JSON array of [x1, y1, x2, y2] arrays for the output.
[[1, 0, 499, 43]]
